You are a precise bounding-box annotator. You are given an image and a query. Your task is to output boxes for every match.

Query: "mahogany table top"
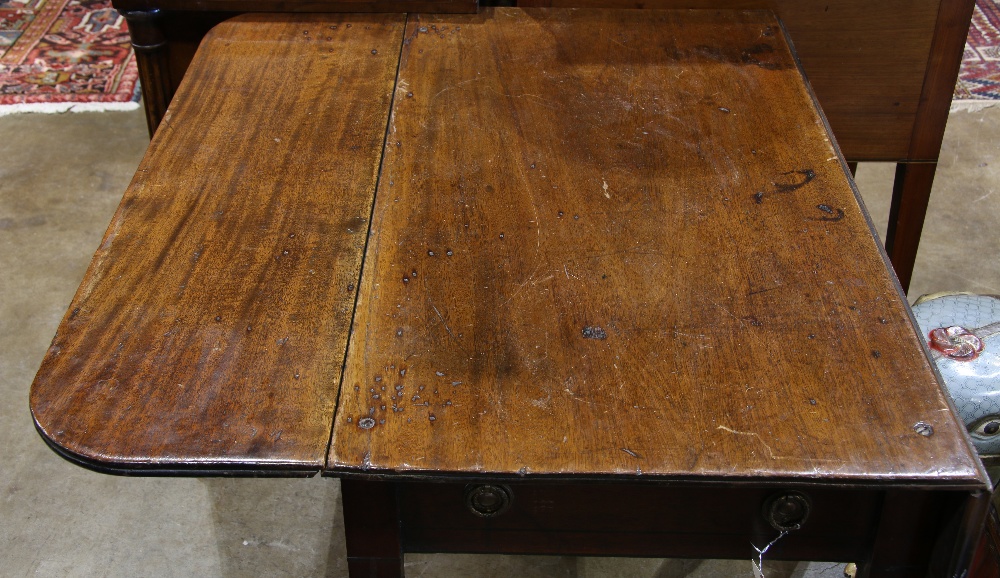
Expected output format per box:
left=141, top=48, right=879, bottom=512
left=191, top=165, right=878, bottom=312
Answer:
left=30, top=9, right=989, bottom=490
left=30, top=13, right=406, bottom=474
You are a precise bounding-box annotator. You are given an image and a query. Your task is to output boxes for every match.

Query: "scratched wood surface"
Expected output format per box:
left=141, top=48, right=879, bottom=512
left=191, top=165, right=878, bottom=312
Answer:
left=29, top=14, right=404, bottom=472
left=517, top=0, right=944, bottom=162
left=329, top=8, right=984, bottom=484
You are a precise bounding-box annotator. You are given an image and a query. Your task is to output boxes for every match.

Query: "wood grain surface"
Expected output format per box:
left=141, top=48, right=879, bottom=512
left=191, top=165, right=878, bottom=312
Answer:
left=518, top=0, right=943, bottom=162
left=30, top=14, right=404, bottom=472
left=329, top=8, right=985, bottom=485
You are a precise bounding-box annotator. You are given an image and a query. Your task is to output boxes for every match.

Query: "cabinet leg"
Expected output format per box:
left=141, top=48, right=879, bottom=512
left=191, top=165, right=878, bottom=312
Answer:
left=341, top=479, right=404, bottom=578
left=885, top=162, right=938, bottom=293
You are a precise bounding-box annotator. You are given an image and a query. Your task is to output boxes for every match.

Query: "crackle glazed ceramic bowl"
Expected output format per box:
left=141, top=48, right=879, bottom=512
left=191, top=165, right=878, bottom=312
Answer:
left=912, top=293, right=1000, bottom=455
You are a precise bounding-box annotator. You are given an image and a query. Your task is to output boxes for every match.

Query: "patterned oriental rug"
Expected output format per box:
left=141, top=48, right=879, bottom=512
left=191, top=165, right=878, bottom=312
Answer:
left=0, top=0, right=138, bottom=115
left=0, top=0, right=997, bottom=115
left=956, top=0, right=1000, bottom=109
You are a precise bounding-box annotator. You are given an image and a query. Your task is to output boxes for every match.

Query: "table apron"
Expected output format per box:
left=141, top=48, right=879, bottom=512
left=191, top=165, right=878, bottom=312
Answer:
left=387, top=481, right=973, bottom=567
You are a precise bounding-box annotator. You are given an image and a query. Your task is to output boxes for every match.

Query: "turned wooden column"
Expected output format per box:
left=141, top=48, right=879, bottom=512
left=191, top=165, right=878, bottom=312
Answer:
left=122, top=9, right=173, bottom=137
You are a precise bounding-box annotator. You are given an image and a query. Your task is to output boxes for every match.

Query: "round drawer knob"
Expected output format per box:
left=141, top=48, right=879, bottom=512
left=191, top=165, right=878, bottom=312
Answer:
left=464, top=484, right=513, bottom=518
left=763, top=491, right=811, bottom=531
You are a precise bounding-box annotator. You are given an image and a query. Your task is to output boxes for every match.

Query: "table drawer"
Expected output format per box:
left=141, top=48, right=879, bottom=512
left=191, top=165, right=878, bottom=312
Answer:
left=398, top=481, right=881, bottom=561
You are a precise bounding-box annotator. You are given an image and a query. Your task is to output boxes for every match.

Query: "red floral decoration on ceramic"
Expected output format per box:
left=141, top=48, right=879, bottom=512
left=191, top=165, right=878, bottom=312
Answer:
left=928, top=326, right=985, bottom=361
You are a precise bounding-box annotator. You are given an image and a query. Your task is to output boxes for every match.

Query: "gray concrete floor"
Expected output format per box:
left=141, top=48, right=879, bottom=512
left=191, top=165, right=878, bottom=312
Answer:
left=1, top=105, right=998, bottom=577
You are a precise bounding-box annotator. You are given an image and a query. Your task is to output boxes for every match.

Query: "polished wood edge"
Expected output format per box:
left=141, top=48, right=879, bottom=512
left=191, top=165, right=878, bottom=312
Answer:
left=35, top=420, right=319, bottom=477
left=878, top=164, right=992, bottom=485
left=781, top=16, right=989, bottom=489
left=321, top=467, right=991, bottom=490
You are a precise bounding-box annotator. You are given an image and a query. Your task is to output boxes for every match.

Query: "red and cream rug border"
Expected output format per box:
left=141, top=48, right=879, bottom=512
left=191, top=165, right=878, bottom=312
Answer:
left=0, top=0, right=139, bottom=115
left=953, top=0, right=1000, bottom=110
left=1, top=0, right=999, bottom=115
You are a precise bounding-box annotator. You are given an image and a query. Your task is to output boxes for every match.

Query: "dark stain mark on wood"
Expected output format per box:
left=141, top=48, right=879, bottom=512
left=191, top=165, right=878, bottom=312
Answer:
left=748, top=285, right=779, bottom=297
left=691, top=42, right=789, bottom=71
left=812, top=204, right=846, bottom=222
left=773, top=169, right=816, bottom=193
left=741, top=43, right=782, bottom=70
left=344, top=215, right=367, bottom=233
left=582, top=326, right=607, bottom=340
left=753, top=169, right=817, bottom=204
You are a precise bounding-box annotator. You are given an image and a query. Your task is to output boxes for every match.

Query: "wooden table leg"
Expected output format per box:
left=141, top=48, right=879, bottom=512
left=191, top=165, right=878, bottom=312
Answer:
left=122, top=9, right=174, bottom=138
left=883, top=0, right=977, bottom=294
left=885, top=162, right=939, bottom=293
left=947, top=491, right=993, bottom=578
left=341, top=479, right=404, bottom=578
left=970, top=504, right=1000, bottom=578
left=859, top=489, right=988, bottom=578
